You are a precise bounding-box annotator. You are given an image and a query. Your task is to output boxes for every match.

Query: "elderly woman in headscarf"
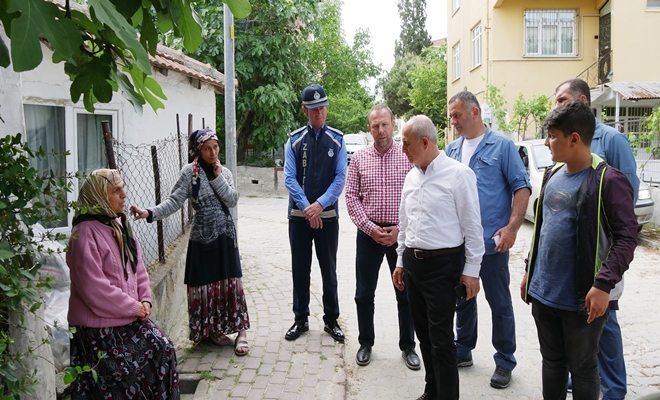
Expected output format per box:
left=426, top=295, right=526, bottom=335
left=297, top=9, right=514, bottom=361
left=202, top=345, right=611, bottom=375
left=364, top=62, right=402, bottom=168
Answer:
left=130, top=128, right=250, bottom=356
left=67, top=169, right=179, bottom=398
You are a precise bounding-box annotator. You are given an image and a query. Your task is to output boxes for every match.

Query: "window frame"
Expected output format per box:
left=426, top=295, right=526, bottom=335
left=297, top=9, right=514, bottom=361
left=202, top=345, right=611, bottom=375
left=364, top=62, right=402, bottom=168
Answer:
left=22, top=103, right=120, bottom=231
left=523, top=9, right=578, bottom=58
left=452, top=0, right=460, bottom=15
left=452, top=42, right=461, bottom=81
left=471, top=23, right=482, bottom=69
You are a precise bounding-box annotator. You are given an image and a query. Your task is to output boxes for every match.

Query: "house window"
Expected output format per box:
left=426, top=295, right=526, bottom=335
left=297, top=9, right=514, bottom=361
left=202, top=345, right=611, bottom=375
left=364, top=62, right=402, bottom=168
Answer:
left=648, top=0, right=660, bottom=8
left=452, top=42, right=461, bottom=80
left=452, top=0, right=460, bottom=14
left=77, top=113, right=110, bottom=173
left=23, top=104, right=118, bottom=229
left=23, top=104, right=67, bottom=228
left=471, top=24, right=482, bottom=68
left=524, top=9, right=577, bottom=57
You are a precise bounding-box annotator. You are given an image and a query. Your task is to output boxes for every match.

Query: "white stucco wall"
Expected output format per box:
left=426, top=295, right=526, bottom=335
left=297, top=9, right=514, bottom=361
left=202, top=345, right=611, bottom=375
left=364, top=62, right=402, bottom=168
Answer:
left=8, top=43, right=217, bottom=145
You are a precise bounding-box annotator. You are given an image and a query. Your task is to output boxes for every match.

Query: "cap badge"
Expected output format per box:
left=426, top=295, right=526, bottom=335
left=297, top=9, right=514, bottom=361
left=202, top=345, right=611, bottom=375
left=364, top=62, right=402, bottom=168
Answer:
left=314, top=91, right=321, bottom=100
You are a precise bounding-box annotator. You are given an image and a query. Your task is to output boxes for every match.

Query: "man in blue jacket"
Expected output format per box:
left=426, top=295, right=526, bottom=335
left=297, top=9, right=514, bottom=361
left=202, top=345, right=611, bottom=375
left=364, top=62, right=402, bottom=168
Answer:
left=283, top=84, right=347, bottom=343
left=446, top=91, right=531, bottom=389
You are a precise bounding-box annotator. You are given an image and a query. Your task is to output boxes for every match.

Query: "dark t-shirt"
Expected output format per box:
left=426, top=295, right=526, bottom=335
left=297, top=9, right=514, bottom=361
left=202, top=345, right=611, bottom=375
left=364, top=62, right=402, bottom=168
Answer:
left=529, top=165, right=589, bottom=311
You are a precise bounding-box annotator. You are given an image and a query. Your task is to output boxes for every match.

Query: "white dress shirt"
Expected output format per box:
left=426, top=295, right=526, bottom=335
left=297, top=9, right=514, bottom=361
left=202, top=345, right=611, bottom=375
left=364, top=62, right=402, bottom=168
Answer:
left=396, top=151, right=485, bottom=277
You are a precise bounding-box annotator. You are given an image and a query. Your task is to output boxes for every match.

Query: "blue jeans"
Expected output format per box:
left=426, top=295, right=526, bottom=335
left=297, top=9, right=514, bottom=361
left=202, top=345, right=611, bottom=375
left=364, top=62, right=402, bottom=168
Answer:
left=531, top=299, right=606, bottom=400
left=354, top=230, right=415, bottom=350
left=289, top=219, right=339, bottom=324
left=599, top=311, right=626, bottom=400
left=455, top=252, right=517, bottom=370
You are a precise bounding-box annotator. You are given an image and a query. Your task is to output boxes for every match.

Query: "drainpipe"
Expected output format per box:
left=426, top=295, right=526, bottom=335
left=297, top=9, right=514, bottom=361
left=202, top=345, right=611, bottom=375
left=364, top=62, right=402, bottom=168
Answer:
left=614, top=91, right=621, bottom=131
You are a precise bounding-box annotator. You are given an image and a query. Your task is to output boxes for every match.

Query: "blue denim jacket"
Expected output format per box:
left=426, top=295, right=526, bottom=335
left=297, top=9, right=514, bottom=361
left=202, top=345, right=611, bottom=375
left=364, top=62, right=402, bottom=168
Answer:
left=591, top=121, right=640, bottom=203
left=446, top=129, right=531, bottom=254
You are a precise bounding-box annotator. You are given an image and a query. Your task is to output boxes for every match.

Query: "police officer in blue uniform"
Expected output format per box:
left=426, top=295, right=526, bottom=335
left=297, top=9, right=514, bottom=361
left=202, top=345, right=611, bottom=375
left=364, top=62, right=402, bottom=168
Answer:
left=283, top=84, right=347, bottom=342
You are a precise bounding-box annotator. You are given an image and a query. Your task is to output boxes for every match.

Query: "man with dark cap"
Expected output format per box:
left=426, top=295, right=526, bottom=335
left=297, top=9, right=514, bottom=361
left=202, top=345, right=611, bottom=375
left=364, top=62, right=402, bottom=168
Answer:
left=283, top=84, right=347, bottom=343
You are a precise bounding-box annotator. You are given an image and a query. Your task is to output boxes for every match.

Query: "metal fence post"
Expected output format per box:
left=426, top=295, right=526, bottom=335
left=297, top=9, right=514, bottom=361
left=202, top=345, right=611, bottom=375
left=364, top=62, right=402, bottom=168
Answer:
left=176, top=114, right=184, bottom=232
left=151, top=145, right=165, bottom=264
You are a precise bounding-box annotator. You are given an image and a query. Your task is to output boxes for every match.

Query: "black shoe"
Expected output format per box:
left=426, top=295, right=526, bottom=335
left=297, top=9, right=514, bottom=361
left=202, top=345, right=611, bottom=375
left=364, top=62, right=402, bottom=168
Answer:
left=356, top=345, right=371, bottom=366
left=284, top=320, right=309, bottom=341
left=323, top=321, right=345, bottom=343
left=402, top=348, right=421, bottom=370
left=490, top=366, right=512, bottom=389
left=457, top=355, right=473, bottom=367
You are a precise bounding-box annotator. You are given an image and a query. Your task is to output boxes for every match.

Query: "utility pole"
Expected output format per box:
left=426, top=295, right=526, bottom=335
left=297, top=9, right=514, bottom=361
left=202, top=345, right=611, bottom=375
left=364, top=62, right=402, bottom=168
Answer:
left=224, top=4, right=238, bottom=219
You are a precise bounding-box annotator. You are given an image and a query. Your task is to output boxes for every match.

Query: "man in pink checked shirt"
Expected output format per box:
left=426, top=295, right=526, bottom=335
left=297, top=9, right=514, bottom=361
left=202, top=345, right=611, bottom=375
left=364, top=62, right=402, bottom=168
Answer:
left=345, top=104, right=420, bottom=370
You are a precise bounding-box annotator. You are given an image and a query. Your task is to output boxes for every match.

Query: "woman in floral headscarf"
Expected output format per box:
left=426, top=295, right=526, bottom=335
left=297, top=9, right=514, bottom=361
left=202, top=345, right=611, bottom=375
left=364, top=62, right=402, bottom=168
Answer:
left=67, top=169, right=179, bottom=398
left=130, top=129, right=250, bottom=355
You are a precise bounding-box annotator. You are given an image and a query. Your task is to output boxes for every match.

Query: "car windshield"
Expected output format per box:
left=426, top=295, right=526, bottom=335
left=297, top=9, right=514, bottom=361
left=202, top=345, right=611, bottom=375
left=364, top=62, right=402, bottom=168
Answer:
left=345, top=135, right=368, bottom=145
left=533, top=144, right=554, bottom=170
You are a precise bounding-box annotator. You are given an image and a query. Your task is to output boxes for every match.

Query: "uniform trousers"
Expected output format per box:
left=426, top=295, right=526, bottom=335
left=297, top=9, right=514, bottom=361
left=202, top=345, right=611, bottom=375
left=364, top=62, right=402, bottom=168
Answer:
left=289, top=218, right=339, bottom=324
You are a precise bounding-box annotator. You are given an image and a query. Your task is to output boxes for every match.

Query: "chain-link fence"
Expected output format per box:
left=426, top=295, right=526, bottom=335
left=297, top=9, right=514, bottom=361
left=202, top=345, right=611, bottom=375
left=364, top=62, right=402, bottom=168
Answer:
left=112, top=134, right=191, bottom=266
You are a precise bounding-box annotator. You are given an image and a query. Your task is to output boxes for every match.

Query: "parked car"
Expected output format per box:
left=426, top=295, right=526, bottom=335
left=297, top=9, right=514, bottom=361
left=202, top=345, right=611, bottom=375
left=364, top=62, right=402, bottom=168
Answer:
left=344, top=133, right=369, bottom=164
left=515, top=139, right=654, bottom=225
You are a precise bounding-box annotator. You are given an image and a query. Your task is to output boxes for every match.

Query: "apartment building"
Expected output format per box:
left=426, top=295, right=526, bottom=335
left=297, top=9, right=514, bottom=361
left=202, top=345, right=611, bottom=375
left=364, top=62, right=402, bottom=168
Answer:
left=446, top=0, right=660, bottom=139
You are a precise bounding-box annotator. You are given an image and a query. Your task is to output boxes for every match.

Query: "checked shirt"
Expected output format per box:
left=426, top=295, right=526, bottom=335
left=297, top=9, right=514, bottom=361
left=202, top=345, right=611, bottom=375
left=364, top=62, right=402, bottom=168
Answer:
left=345, top=142, right=412, bottom=236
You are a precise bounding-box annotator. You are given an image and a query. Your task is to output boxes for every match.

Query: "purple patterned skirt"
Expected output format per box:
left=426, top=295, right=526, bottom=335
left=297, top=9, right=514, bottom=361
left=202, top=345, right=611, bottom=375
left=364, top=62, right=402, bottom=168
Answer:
left=70, top=319, right=179, bottom=399
left=187, top=278, right=250, bottom=344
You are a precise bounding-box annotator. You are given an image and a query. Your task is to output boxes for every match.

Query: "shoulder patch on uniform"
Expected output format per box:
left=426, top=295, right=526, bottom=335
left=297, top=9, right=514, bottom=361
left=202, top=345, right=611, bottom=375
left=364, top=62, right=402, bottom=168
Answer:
left=289, top=126, right=307, bottom=137
left=326, top=126, right=344, bottom=137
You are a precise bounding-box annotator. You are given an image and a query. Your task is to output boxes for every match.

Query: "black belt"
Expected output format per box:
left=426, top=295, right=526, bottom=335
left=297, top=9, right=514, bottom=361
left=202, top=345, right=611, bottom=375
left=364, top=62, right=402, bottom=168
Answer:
left=405, top=244, right=464, bottom=260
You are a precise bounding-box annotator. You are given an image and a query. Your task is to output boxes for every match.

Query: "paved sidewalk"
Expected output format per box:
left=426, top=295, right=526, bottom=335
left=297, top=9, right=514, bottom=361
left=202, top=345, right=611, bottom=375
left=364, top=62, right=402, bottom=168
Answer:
left=178, top=194, right=660, bottom=399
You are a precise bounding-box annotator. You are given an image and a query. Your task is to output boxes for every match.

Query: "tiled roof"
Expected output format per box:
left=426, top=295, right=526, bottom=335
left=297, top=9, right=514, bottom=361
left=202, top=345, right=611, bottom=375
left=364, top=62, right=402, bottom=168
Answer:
left=153, top=45, right=226, bottom=92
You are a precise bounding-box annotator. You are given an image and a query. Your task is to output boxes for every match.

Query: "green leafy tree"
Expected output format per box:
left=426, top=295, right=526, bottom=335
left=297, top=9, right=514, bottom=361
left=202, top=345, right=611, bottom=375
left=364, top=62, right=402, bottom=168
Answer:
left=0, top=0, right=251, bottom=113
left=306, top=0, right=380, bottom=134
left=0, top=135, right=74, bottom=397
left=381, top=54, right=423, bottom=117
left=509, top=94, right=551, bottom=140
left=394, top=0, right=432, bottom=58
left=485, top=84, right=509, bottom=131
left=408, top=46, right=447, bottom=130
left=191, top=0, right=319, bottom=161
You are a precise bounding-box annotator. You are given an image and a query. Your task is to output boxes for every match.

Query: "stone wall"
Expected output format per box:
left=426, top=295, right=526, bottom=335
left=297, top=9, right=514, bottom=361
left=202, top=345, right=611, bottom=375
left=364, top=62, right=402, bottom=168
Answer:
left=235, top=166, right=288, bottom=198
left=147, top=228, right=191, bottom=348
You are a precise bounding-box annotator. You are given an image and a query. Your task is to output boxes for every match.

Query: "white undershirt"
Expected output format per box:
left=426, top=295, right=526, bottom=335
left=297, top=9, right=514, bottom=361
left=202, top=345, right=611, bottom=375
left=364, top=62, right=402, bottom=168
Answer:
left=460, top=134, right=485, bottom=165
left=396, top=151, right=485, bottom=277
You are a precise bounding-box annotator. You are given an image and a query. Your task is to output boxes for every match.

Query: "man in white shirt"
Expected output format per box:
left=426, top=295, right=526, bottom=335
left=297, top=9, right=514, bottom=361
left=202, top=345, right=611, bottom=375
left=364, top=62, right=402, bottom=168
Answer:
left=393, top=115, right=485, bottom=400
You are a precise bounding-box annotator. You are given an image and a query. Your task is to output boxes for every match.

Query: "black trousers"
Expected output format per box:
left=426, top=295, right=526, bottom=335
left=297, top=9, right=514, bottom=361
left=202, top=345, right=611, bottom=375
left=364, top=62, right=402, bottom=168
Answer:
left=531, top=298, right=607, bottom=400
left=354, top=230, right=415, bottom=350
left=404, top=248, right=464, bottom=400
left=289, top=218, right=339, bottom=324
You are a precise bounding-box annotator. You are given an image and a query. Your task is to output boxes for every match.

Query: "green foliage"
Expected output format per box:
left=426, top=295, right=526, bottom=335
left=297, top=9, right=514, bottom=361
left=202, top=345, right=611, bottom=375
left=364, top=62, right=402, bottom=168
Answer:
left=509, top=94, right=551, bottom=140
left=306, top=1, right=380, bottom=134
left=381, top=54, right=423, bottom=117
left=485, top=85, right=508, bottom=131
left=190, top=0, right=379, bottom=159
left=395, top=0, right=432, bottom=58
left=190, top=0, right=319, bottom=160
left=0, top=0, right=251, bottom=113
left=484, top=85, right=551, bottom=140
left=408, top=46, right=448, bottom=130
left=0, top=133, right=73, bottom=398
left=63, top=350, right=106, bottom=385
